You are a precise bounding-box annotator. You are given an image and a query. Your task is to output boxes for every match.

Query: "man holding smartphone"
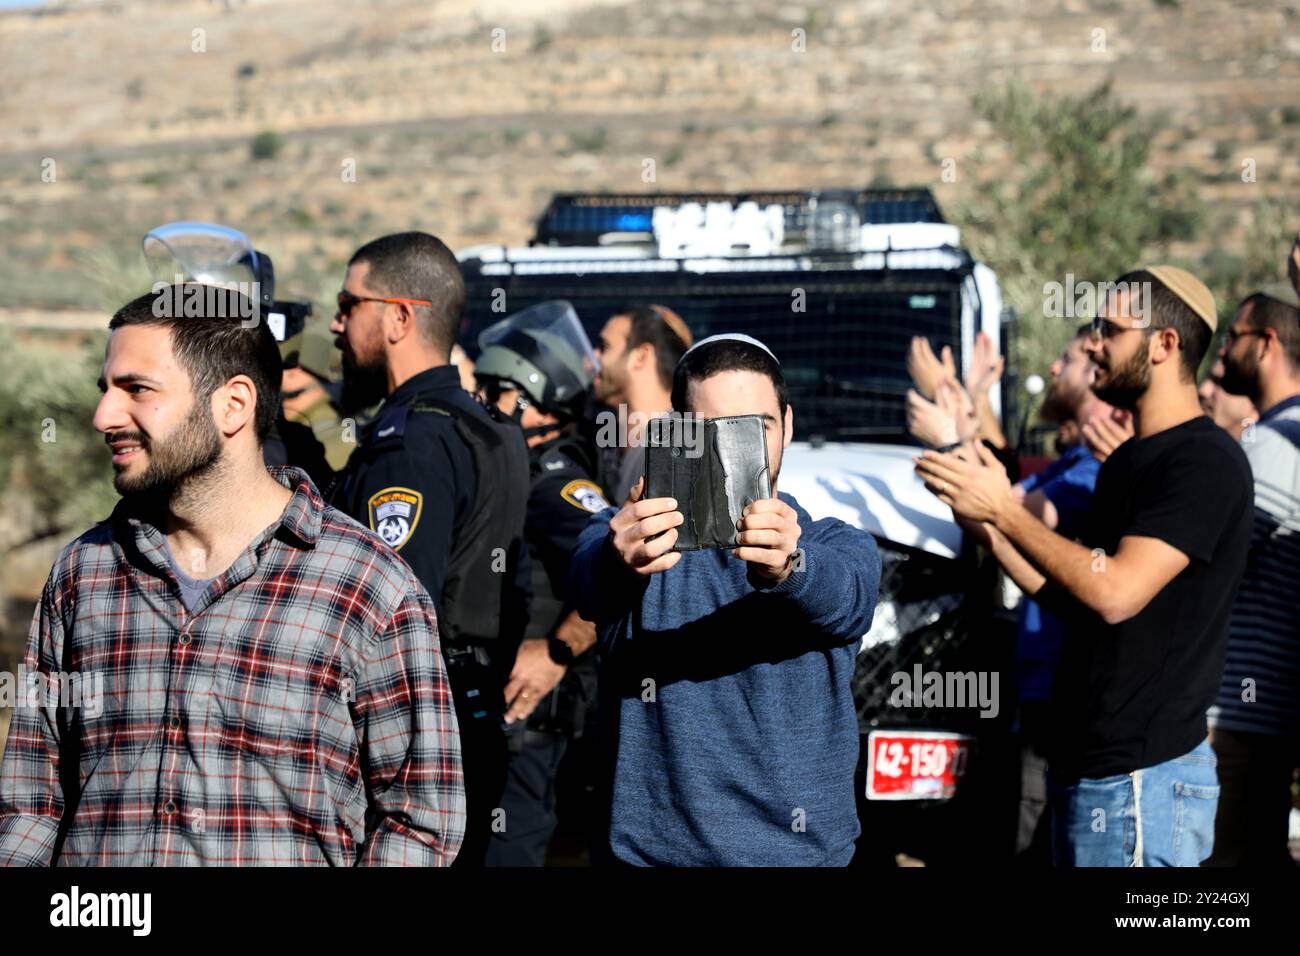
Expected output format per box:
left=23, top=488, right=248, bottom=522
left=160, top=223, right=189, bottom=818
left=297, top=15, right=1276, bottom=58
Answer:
left=569, top=334, right=881, bottom=866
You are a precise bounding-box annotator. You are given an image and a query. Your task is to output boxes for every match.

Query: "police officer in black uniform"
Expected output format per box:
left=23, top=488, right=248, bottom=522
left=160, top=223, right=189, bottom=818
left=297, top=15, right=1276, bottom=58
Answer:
left=327, top=232, right=530, bottom=867
left=474, top=301, right=610, bottom=867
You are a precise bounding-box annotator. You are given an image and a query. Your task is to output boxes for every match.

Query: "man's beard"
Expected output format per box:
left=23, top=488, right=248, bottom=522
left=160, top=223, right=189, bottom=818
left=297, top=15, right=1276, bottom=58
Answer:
left=1054, top=419, right=1082, bottom=455
left=592, top=357, right=627, bottom=405
left=1219, top=347, right=1258, bottom=398
left=340, top=349, right=389, bottom=414
left=110, top=399, right=223, bottom=498
left=1091, top=343, right=1151, bottom=411
left=1039, top=379, right=1081, bottom=425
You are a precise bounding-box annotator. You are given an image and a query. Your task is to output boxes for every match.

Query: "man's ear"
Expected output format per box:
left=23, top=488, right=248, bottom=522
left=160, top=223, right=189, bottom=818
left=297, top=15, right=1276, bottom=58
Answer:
left=1259, top=327, right=1279, bottom=362
left=214, top=375, right=258, bottom=438
left=629, top=341, right=654, bottom=372
left=782, top=404, right=794, bottom=450
left=383, top=302, right=419, bottom=345
left=1148, top=327, right=1177, bottom=367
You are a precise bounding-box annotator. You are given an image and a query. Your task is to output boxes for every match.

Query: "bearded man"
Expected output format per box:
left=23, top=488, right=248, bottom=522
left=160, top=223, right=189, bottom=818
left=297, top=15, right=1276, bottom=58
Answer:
left=916, top=267, right=1253, bottom=867
left=0, top=284, right=464, bottom=866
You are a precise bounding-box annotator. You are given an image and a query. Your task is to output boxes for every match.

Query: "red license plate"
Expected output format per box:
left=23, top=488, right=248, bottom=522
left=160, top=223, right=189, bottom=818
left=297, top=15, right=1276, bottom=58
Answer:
left=865, top=730, right=975, bottom=800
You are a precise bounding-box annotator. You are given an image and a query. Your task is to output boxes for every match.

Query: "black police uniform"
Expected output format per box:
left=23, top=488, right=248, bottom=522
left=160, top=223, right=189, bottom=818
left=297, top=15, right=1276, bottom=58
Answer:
left=484, top=433, right=609, bottom=867
left=331, top=367, right=478, bottom=598
left=329, top=364, right=530, bottom=867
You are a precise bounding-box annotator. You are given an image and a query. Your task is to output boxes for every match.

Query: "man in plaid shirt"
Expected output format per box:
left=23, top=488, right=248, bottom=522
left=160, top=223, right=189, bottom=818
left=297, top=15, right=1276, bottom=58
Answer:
left=0, top=285, right=465, bottom=866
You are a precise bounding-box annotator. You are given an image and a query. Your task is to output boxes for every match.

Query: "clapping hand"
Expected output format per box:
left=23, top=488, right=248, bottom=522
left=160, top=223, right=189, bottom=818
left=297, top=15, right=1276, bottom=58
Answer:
left=1081, top=408, right=1135, bottom=464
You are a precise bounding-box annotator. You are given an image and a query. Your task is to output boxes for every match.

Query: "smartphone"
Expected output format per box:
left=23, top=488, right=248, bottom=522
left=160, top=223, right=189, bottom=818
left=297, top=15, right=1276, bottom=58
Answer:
left=643, top=414, right=771, bottom=551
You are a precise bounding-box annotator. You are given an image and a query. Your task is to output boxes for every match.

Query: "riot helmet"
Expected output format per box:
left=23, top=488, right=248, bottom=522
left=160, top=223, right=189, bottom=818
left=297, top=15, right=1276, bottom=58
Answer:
left=475, top=300, right=599, bottom=418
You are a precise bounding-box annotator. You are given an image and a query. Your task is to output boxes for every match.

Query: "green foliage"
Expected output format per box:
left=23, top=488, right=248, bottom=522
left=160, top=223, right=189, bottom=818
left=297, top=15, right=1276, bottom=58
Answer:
left=286, top=206, right=316, bottom=229
left=138, top=169, right=173, bottom=187
left=463, top=214, right=500, bottom=237
left=250, top=129, right=285, bottom=162
left=0, top=330, right=118, bottom=546
left=566, top=127, right=609, bottom=154
left=1202, top=196, right=1296, bottom=333
left=72, top=244, right=156, bottom=313
left=955, top=79, right=1200, bottom=377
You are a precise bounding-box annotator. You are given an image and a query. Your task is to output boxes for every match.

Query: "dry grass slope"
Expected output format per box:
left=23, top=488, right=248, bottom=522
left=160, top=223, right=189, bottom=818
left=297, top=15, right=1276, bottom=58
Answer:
left=0, top=0, right=1296, bottom=318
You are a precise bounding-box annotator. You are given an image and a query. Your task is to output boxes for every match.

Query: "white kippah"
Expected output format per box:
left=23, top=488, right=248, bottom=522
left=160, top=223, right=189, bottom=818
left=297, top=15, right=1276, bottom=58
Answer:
left=682, top=333, right=780, bottom=364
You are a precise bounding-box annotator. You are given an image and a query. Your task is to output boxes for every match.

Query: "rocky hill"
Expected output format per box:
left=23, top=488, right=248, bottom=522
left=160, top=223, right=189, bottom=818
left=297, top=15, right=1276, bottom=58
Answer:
left=1, top=0, right=1297, bottom=317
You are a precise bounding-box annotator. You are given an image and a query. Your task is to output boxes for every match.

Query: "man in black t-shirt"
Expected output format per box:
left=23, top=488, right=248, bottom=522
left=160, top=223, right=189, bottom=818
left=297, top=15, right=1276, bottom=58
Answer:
left=916, top=266, right=1252, bottom=867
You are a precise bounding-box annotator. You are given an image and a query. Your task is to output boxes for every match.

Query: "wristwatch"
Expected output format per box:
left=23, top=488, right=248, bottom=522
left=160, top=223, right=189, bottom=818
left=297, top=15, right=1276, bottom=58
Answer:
left=546, top=631, right=576, bottom=666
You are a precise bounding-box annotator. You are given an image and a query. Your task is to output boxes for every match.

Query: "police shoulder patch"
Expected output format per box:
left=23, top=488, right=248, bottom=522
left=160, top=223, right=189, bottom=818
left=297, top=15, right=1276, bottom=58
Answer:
left=560, top=479, right=610, bottom=514
left=367, top=487, right=423, bottom=551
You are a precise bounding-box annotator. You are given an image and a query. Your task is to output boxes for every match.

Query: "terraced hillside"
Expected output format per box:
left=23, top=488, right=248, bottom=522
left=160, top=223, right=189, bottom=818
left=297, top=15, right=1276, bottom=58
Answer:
left=1, top=0, right=1297, bottom=318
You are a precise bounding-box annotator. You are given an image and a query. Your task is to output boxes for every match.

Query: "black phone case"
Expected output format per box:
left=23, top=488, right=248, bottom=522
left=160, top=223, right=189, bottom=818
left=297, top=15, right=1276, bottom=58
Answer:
left=643, top=414, right=772, bottom=551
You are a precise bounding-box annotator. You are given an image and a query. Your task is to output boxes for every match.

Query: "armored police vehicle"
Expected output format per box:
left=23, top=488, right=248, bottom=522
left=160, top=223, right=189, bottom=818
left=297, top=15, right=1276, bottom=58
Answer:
left=457, top=189, right=1021, bottom=865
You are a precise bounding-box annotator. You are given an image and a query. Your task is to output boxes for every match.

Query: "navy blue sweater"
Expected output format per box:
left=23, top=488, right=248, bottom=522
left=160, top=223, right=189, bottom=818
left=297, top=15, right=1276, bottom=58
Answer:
left=569, top=493, right=881, bottom=866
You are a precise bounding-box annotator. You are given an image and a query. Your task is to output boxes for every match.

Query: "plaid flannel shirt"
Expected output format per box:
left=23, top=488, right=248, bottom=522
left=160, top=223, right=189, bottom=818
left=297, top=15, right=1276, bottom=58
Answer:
left=0, top=467, right=465, bottom=866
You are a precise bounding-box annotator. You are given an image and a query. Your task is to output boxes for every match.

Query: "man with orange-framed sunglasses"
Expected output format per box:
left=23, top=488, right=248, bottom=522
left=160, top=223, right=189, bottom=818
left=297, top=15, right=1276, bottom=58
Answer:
left=329, top=231, right=531, bottom=868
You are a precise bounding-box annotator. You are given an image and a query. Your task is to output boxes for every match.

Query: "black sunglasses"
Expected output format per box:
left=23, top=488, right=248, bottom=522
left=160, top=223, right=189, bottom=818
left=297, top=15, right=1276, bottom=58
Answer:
left=1087, top=316, right=1149, bottom=340
left=336, top=290, right=433, bottom=318
left=1224, top=327, right=1268, bottom=347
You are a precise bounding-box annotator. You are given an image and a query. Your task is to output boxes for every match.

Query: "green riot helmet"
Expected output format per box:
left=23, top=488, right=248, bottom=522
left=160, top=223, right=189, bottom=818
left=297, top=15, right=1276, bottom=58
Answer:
left=475, top=300, right=599, bottom=416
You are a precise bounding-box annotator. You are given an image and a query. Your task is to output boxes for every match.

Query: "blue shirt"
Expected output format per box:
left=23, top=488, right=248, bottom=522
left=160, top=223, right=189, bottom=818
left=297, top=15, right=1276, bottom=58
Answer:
left=1016, top=443, right=1101, bottom=704
left=569, top=493, right=881, bottom=866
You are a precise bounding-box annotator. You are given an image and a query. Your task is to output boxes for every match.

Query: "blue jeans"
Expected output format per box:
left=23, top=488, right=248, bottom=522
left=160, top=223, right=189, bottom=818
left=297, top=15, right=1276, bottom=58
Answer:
left=1048, top=738, right=1219, bottom=867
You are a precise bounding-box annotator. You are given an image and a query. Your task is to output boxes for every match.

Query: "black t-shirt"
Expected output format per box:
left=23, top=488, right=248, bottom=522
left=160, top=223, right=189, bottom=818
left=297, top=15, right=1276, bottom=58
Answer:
left=1049, top=415, right=1253, bottom=780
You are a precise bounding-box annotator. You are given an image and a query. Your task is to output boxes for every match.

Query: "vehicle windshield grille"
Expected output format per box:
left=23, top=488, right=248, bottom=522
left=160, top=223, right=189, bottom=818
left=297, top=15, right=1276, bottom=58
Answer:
left=462, top=271, right=965, bottom=443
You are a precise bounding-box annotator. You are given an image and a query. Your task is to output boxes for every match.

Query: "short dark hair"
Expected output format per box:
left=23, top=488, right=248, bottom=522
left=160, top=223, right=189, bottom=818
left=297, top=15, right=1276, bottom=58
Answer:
left=349, top=231, right=465, bottom=357
left=109, top=284, right=282, bottom=442
left=618, top=305, right=692, bottom=391
left=1115, top=269, right=1212, bottom=381
left=671, top=338, right=788, bottom=417
left=1240, top=293, right=1300, bottom=369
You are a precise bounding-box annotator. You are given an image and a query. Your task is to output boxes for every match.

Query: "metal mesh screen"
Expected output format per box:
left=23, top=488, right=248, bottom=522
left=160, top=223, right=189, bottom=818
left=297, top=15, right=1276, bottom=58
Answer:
left=461, top=266, right=966, bottom=443
left=854, top=539, right=997, bottom=735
